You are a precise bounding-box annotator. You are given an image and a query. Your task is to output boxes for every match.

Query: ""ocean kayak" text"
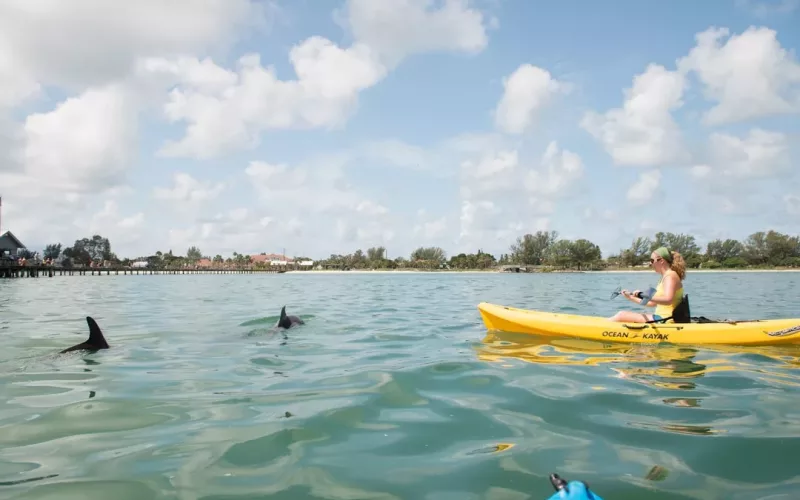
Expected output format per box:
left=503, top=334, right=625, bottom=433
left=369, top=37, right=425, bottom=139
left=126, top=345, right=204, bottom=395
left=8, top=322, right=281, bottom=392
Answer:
left=602, top=331, right=670, bottom=341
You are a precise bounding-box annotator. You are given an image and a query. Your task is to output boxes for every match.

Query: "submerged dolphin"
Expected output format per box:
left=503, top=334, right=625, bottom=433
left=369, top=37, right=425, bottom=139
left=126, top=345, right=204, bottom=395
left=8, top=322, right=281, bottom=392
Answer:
left=276, top=306, right=304, bottom=329
left=60, top=316, right=110, bottom=353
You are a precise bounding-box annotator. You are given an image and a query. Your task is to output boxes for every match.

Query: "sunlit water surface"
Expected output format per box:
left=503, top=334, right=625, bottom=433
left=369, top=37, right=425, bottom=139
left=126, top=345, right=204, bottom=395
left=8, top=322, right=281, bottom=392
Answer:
left=1, top=271, right=800, bottom=499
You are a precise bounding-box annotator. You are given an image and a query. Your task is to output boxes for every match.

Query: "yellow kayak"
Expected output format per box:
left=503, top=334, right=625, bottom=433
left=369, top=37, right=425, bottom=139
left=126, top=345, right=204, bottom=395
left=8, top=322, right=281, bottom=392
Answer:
left=477, top=302, right=800, bottom=346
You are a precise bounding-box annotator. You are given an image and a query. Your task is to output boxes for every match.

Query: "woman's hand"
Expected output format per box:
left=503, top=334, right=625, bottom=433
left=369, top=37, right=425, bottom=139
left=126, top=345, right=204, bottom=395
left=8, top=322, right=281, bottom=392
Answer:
left=621, top=289, right=642, bottom=304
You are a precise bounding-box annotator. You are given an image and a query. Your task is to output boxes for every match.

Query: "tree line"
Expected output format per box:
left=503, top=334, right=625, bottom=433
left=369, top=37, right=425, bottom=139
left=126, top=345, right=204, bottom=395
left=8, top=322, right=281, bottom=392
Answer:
left=28, top=229, right=800, bottom=271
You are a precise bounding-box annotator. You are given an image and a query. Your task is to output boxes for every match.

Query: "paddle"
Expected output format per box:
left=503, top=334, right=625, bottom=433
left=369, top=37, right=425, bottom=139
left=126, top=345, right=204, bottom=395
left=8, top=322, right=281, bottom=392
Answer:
left=610, top=286, right=656, bottom=305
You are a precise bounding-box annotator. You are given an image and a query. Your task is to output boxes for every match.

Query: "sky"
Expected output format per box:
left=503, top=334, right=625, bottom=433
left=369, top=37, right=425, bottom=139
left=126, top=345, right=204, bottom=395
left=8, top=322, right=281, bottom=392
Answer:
left=0, top=0, right=799, bottom=261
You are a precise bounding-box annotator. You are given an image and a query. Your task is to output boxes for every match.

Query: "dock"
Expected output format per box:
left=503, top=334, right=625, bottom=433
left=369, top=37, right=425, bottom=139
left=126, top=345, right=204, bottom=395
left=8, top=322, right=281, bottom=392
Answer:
left=0, top=264, right=288, bottom=279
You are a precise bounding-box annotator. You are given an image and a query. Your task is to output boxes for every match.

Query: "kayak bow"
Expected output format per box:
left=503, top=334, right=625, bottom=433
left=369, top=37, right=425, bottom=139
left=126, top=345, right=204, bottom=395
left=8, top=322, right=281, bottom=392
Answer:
left=477, top=302, right=800, bottom=346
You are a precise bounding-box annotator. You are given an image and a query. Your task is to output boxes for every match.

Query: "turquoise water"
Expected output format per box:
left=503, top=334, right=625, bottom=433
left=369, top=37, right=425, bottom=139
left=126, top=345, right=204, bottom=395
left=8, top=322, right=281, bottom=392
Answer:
left=1, top=271, right=800, bottom=499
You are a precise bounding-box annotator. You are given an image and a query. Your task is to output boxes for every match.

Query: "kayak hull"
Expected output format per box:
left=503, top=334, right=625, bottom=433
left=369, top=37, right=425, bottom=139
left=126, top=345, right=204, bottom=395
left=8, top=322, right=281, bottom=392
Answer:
left=477, top=302, right=800, bottom=346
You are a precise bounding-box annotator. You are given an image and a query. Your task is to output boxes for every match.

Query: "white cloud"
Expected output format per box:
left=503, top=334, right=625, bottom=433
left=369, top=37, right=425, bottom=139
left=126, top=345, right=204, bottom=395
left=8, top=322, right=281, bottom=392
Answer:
left=686, top=128, right=791, bottom=217
left=452, top=139, right=584, bottom=252
left=0, top=115, right=24, bottom=173
left=626, top=170, right=662, bottom=206
left=168, top=208, right=272, bottom=256
left=0, top=0, right=266, bottom=100
left=356, top=200, right=389, bottom=217
left=359, top=139, right=437, bottom=172
left=690, top=164, right=712, bottom=179
left=150, top=0, right=494, bottom=160
left=494, top=64, right=566, bottom=134
left=736, top=0, right=800, bottom=17
left=460, top=149, right=520, bottom=198
left=335, top=218, right=396, bottom=249
left=155, top=40, right=388, bottom=159
left=340, top=0, right=489, bottom=68
left=89, top=200, right=144, bottom=232
left=245, top=161, right=310, bottom=193
left=153, top=172, right=226, bottom=207
left=677, top=26, right=800, bottom=125
left=241, top=156, right=396, bottom=253
left=69, top=199, right=148, bottom=257
left=0, top=48, right=40, bottom=108
left=413, top=216, right=448, bottom=240
left=581, top=63, right=688, bottom=167
left=785, top=194, right=800, bottom=216
left=458, top=199, right=503, bottom=242
left=525, top=141, right=584, bottom=199
left=706, top=128, right=790, bottom=179
left=23, top=83, right=139, bottom=193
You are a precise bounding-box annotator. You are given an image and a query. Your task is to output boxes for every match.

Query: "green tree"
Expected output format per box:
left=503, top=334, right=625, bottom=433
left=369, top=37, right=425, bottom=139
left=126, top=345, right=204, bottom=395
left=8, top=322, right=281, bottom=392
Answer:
left=43, top=243, right=62, bottom=260
left=366, top=246, right=386, bottom=262
left=187, top=246, right=203, bottom=261
left=544, top=240, right=573, bottom=268
left=764, top=230, right=800, bottom=266
left=705, top=239, right=743, bottom=262
left=569, top=239, right=602, bottom=270
left=742, top=232, right=768, bottom=265
left=410, top=246, right=446, bottom=268
left=509, top=230, right=558, bottom=265
left=63, top=235, right=113, bottom=265
left=650, top=232, right=700, bottom=256
left=620, top=236, right=651, bottom=267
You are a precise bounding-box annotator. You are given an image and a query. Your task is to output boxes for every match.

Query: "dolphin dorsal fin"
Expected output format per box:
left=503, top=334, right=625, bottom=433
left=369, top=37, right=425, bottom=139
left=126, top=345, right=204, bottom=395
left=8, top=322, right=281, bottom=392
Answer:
left=86, top=316, right=109, bottom=349
left=277, top=306, right=290, bottom=329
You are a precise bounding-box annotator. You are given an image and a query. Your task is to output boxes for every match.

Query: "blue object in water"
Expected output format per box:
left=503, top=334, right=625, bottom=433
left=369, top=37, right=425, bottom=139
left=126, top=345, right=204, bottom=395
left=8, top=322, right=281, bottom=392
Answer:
left=546, top=473, right=604, bottom=500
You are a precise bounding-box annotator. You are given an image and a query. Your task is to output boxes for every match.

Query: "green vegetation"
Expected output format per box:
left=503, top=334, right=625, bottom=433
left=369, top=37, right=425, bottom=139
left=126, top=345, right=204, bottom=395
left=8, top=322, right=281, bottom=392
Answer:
left=19, top=229, right=800, bottom=272
left=316, top=230, right=800, bottom=271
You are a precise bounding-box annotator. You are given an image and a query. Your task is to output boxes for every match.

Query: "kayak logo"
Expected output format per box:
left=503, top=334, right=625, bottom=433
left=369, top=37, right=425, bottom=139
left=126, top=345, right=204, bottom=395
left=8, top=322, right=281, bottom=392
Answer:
left=602, top=331, right=630, bottom=338
left=765, top=325, right=800, bottom=337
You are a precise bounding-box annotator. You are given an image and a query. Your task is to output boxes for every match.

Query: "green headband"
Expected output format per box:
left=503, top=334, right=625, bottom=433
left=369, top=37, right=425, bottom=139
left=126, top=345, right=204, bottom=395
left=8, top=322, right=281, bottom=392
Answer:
left=655, top=246, right=673, bottom=263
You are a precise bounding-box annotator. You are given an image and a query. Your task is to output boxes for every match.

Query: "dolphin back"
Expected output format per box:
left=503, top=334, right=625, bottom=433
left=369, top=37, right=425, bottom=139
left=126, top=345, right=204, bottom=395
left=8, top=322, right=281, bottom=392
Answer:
left=277, top=306, right=303, bottom=329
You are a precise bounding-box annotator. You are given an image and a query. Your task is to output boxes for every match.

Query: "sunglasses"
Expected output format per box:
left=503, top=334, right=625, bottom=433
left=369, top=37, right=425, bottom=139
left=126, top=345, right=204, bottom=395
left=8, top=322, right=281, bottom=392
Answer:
left=650, top=257, right=662, bottom=263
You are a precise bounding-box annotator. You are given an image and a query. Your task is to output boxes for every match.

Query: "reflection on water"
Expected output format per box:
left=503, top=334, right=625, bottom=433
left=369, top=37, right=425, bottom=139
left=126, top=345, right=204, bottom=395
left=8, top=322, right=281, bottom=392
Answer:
left=2, top=272, right=800, bottom=499
left=476, top=330, right=800, bottom=390
left=475, top=330, right=800, bottom=438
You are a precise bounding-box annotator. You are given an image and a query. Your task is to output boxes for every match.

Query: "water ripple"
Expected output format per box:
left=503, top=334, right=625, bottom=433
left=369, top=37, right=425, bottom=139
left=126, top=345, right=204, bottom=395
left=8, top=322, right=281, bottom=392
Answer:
left=1, top=272, right=800, bottom=498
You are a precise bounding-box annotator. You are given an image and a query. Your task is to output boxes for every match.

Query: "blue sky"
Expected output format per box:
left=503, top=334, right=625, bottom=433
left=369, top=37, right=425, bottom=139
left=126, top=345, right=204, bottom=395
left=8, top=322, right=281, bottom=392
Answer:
left=0, top=0, right=798, bottom=260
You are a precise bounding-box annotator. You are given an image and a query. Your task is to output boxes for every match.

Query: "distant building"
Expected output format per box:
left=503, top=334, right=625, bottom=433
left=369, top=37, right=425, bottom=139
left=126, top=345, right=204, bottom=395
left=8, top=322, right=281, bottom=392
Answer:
left=249, top=254, right=269, bottom=265
left=0, top=231, right=26, bottom=256
left=131, top=261, right=148, bottom=268
left=196, top=258, right=212, bottom=268
left=250, top=253, right=295, bottom=266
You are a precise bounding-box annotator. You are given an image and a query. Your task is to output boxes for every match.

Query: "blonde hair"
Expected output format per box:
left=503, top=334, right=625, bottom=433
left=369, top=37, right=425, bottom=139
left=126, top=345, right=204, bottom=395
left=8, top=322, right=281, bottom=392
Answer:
left=654, top=246, right=686, bottom=280
left=669, top=251, right=686, bottom=280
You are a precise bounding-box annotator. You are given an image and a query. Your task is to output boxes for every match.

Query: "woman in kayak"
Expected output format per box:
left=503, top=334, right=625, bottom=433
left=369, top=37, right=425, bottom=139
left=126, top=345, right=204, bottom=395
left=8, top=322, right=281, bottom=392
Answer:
left=609, top=246, right=686, bottom=323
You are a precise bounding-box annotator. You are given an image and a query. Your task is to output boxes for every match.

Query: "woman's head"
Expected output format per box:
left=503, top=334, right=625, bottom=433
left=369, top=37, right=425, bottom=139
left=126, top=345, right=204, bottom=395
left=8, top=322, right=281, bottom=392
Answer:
left=650, top=246, right=686, bottom=280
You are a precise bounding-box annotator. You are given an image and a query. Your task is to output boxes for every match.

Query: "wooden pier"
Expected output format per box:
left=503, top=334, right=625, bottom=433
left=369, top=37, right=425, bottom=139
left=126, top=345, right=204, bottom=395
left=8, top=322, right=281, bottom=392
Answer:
left=0, top=264, right=287, bottom=279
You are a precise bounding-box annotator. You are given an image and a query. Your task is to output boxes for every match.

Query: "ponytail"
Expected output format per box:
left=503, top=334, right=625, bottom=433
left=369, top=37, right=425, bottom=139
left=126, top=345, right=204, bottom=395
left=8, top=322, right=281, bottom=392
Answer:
left=670, top=251, right=686, bottom=280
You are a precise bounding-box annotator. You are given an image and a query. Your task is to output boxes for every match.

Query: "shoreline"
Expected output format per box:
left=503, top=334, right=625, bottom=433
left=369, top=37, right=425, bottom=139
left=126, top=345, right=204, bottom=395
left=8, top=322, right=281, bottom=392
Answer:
left=298, top=268, right=800, bottom=274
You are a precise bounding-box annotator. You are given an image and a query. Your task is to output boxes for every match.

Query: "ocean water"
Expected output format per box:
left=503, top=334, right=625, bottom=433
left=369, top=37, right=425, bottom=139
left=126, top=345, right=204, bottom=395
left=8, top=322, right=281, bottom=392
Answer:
left=1, top=271, right=799, bottom=500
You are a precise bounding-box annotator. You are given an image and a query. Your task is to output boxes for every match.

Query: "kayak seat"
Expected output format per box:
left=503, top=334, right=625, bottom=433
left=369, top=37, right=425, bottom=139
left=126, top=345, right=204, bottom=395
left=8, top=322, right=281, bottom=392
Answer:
left=647, top=294, right=691, bottom=324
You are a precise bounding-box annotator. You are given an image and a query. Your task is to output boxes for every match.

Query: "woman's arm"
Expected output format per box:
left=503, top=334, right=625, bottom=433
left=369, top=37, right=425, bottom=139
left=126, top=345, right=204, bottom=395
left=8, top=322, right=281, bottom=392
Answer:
left=647, top=274, right=678, bottom=305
